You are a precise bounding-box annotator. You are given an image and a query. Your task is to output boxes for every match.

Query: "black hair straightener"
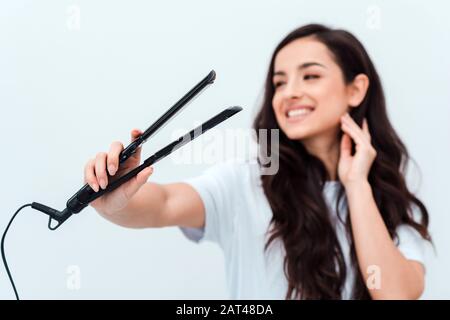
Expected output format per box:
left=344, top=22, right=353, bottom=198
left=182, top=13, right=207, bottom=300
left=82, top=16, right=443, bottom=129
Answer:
left=1, top=70, right=242, bottom=300
left=30, top=70, right=242, bottom=230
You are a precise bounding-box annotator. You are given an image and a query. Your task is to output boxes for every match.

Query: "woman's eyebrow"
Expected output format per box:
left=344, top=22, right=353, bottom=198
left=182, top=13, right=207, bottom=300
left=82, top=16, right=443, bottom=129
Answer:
left=274, top=62, right=326, bottom=76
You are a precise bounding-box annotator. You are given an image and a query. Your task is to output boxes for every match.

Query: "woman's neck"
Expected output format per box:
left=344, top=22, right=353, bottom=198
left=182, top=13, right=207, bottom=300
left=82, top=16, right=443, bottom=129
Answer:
left=300, top=131, right=340, bottom=181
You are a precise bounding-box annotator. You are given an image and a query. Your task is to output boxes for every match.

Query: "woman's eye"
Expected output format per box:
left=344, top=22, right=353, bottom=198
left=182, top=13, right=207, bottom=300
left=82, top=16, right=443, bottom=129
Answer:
left=304, top=74, right=320, bottom=80
left=274, top=82, right=285, bottom=88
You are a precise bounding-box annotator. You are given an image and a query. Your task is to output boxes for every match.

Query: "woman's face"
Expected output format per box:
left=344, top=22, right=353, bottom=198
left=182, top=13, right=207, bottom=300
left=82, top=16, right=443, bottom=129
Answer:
left=272, top=37, right=354, bottom=141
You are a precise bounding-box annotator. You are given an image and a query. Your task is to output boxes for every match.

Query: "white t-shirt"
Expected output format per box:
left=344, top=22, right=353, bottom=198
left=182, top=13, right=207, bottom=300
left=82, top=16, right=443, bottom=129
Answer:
left=180, top=160, right=429, bottom=299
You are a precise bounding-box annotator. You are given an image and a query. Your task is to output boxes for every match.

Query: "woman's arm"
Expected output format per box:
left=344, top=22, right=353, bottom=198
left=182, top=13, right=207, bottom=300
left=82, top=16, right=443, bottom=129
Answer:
left=345, top=180, right=425, bottom=299
left=97, top=182, right=205, bottom=230
left=338, top=113, right=424, bottom=299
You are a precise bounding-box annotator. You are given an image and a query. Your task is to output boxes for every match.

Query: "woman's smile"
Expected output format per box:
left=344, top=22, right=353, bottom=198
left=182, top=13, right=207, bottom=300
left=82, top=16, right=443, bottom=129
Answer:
left=285, top=105, right=316, bottom=124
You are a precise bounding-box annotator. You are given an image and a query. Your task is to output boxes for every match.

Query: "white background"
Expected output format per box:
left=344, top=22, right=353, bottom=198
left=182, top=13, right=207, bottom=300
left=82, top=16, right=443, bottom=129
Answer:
left=0, top=0, right=449, bottom=299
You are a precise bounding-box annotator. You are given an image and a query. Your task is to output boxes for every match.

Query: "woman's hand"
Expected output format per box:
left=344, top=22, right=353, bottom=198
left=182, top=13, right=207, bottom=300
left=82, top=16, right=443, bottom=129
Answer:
left=84, top=129, right=154, bottom=215
left=338, top=113, right=377, bottom=189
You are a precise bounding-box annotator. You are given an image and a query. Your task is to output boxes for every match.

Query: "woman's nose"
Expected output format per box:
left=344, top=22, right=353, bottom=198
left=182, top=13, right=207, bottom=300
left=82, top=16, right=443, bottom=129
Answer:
left=283, top=78, right=303, bottom=99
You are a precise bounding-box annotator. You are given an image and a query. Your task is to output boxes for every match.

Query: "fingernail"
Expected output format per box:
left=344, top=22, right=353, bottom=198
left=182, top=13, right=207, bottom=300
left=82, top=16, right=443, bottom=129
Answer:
left=92, top=184, right=99, bottom=192
left=99, top=179, right=106, bottom=189
left=108, top=165, right=116, bottom=175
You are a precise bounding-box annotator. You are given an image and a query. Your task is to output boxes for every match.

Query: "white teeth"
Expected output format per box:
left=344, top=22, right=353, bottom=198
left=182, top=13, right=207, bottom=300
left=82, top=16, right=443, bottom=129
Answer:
left=287, top=108, right=313, bottom=118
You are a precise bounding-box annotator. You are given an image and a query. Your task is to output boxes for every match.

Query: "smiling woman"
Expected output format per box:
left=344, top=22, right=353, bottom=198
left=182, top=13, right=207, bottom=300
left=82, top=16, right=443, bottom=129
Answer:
left=253, top=24, right=432, bottom=299
left=84, top=23, right=433, bottom=300
left=270, top=36, right=369, bottom=165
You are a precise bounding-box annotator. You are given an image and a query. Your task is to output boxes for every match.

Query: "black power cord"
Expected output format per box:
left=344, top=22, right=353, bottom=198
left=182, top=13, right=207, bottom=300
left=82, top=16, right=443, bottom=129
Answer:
left=1, top=202, right=64, bottom=300
left=1, top=203, right=32, bottom=300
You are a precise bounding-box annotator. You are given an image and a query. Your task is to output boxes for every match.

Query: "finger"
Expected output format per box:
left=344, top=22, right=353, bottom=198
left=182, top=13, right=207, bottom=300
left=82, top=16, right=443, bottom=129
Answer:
left=136, top=166, right=153, bottom=185
left=130, top=129, right=143, bottom=161
left=84, top=159, right=99, bottom=192
left=94, top=152, right=108, bottom=190
left=123, top=166, right=154, bottom=200
left=341, top=121, right=365, bottom=146
left=340, top=133, right=352, bottom=159
left=107, top=141, right=124, bottom=175
left=131, top=128, right=142, bottom=140
left=362, top=118, right=371, bottom=140
left=341, top=113, right=366, bottom=143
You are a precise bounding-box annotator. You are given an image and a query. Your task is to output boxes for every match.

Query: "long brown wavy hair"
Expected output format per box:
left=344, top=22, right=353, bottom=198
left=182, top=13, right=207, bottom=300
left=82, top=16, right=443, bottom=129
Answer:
left=253, top=24, right=431, bottom=299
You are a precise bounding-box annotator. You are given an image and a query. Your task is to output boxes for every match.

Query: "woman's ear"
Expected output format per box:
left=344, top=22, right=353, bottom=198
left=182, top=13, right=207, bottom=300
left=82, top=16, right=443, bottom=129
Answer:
left=347, top=74, right=370, bottom=108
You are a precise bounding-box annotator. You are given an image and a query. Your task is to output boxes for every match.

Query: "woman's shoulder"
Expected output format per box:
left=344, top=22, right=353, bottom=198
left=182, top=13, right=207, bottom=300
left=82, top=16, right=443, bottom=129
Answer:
left=206, top=158, right=261, bottom=176
left=199, top=158, right=263, bottom=191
